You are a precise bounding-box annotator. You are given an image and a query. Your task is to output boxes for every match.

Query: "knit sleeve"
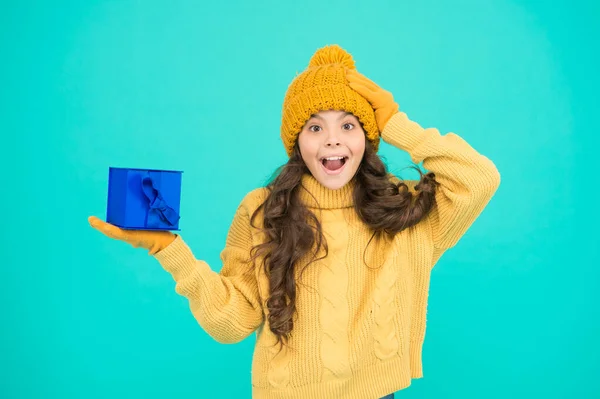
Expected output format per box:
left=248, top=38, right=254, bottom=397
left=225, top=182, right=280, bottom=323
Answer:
left=381, top=111, right=501, bottom=255
left=152, top=192, right=264, bottom=343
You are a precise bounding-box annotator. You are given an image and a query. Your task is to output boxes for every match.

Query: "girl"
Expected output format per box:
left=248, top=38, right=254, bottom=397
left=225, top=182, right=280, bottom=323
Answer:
left=89, top=44, right=501, bottom=399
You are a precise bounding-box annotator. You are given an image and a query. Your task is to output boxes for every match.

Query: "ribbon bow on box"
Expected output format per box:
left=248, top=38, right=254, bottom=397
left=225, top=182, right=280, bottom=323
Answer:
left=141, top=174, right=180, bottom=228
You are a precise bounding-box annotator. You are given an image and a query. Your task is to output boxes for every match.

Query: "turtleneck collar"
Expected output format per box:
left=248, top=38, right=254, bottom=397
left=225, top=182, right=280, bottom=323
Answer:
left=297, top=173, right=355, bottom=209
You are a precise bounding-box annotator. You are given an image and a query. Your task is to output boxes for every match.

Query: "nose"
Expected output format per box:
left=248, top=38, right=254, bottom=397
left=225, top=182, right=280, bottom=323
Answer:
left=325, top=129, right=341, bottom=147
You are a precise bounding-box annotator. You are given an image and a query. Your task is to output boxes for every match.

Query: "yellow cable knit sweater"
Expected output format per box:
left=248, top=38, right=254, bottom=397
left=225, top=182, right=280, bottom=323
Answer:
left=153, top=111, right=501, bottom=398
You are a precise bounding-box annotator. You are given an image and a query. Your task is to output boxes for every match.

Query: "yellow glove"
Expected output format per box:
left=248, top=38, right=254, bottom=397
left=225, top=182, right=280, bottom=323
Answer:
left=346, top=69, right=399, bottom=133
left=88, top=216, right=177, bottom=255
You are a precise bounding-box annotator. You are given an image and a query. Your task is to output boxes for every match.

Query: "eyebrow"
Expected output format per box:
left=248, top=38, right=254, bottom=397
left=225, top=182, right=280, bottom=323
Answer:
left=310, top=112, right=353, bottom=121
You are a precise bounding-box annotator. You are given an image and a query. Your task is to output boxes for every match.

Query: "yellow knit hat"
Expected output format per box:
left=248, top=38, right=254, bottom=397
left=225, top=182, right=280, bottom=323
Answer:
left=280, top=44, right=379, bottom=157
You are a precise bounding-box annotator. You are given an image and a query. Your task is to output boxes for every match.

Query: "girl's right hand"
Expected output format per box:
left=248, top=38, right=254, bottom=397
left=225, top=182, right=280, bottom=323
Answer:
left=88, top=216, right=177, bottom=255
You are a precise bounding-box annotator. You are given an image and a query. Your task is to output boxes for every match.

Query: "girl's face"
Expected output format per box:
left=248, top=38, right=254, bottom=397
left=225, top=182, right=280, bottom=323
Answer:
left=297, top=110, right=366, bottom=190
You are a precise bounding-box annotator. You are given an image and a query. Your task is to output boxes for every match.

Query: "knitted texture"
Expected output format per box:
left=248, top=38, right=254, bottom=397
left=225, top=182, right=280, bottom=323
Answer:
left=280, top=44, right=379, bottom=156
left=154, top=111, right=501, bottom=398
left=320, top=209, right=351, bottom=379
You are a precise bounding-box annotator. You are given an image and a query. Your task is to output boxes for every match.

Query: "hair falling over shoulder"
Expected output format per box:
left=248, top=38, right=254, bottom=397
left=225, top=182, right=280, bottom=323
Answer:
left=249, top=140, right=439, bottom=350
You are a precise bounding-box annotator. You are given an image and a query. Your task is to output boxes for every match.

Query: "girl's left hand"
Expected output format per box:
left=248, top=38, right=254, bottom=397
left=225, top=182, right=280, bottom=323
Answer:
left=346, top=69, right=399, bottom=133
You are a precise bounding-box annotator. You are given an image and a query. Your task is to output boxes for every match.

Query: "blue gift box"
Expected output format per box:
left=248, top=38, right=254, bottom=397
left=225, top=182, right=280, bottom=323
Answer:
left=106, top=167, right=183, bottom=231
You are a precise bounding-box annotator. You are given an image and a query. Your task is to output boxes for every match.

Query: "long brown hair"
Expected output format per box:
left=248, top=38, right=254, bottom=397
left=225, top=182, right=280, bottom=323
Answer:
left=249, top=138, right=439, bottom=349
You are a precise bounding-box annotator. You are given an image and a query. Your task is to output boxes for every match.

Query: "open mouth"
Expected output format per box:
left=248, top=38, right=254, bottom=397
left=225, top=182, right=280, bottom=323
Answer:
left=320, top=156, right=348, bottom=174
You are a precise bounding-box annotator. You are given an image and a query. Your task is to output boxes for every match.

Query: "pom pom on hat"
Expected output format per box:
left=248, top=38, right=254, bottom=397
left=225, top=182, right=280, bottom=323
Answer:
left=308, top=44, right=356, bottom=69
left=280, top=44, right=379, bottom=157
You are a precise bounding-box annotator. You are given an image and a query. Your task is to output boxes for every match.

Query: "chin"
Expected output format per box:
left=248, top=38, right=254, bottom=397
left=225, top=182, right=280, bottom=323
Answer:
left=318, top=177, right=351, bottom=190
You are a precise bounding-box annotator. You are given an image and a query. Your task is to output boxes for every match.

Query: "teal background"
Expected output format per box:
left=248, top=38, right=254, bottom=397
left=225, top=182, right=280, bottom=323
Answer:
left=2, top=0, right=598, bottom=397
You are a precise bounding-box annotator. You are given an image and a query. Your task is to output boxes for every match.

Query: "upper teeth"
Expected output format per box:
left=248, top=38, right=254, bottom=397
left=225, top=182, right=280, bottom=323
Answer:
left=324, top=156, right=345, bottom=160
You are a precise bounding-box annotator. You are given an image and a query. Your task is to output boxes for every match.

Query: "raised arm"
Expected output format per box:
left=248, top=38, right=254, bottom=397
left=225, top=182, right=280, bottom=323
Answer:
left=346, top=68, right=500, bottom=260
left=382, top=112, right=500, bottom=252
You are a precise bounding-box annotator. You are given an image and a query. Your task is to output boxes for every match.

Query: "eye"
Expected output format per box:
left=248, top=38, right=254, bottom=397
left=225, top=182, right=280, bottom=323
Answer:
left=342, top=122, right=355, bottom=131
left=309, top=125, right=322, bottom=132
